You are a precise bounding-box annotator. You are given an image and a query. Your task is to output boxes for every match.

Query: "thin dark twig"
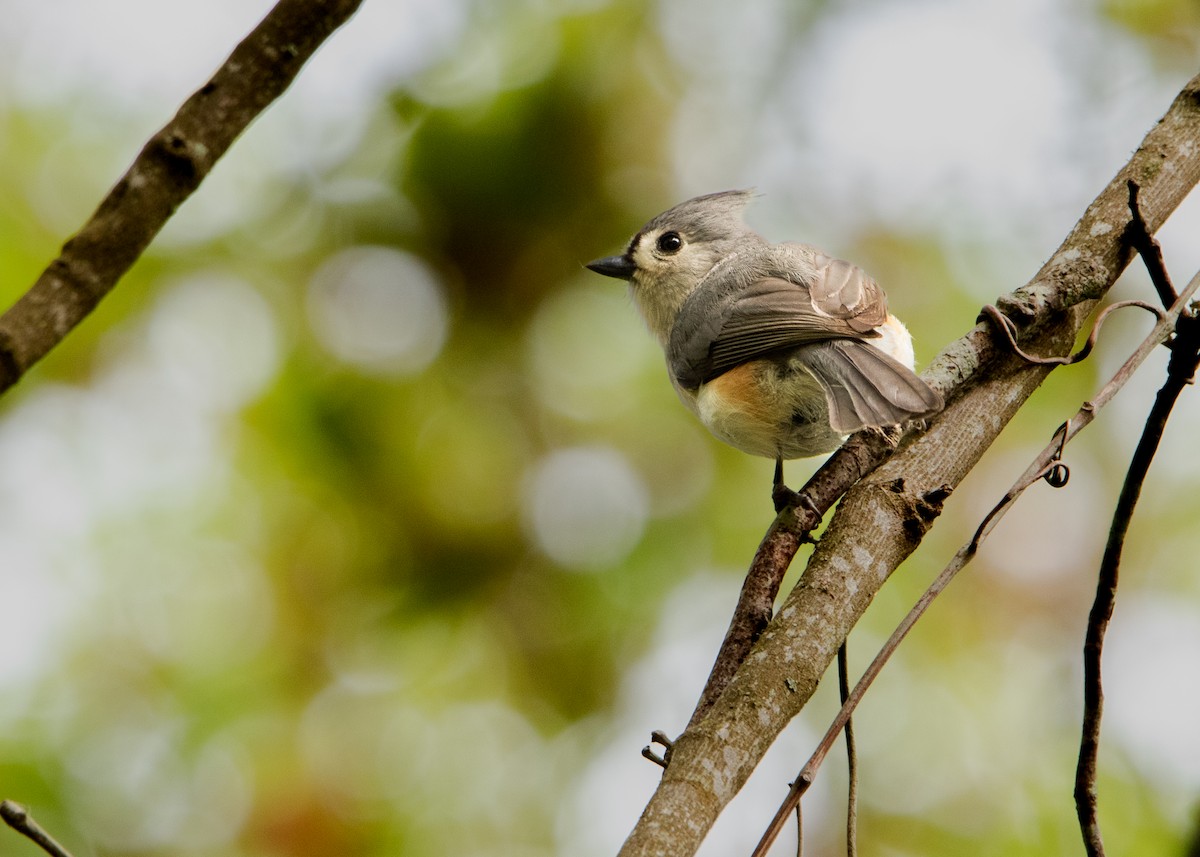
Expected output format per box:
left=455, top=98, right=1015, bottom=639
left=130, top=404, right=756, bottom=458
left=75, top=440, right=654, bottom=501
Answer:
left=751, top=270, right=1200, bottom=857
left=1, top=801, right=75, bottom=857
left=1074, top=177, right=1190, bottom=855
left=1074, top=299, right=1200, bottom=853
left=751, top=462, right=1053, bottom=857
left=793, top=800, right=803, bottom=857
left=837, top=643, right=858, bottom=857
left=1125, top=180, right=1179, bottom=308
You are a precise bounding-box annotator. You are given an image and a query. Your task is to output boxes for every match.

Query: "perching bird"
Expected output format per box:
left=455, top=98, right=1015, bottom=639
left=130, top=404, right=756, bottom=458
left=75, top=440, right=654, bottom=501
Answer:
left=586, top=189, right=943, bottom=509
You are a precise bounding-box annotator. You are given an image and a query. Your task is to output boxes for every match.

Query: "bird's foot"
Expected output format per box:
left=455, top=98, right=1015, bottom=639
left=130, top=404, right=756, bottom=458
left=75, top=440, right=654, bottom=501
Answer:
left=772, top=483, right=799, bottom=513
left=772, top=483, right=821, bottom=518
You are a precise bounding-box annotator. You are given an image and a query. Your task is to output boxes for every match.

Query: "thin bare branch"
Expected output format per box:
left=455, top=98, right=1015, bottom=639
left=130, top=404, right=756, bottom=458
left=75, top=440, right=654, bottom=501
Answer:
left=1125, top=179, right=1178, bottom=308
left=1, top=801, right=75, bottom=857
left=0, top=0, right=364, bottom=396
left=1075, top=279, right=1200, bottom=857
left=837, top=643, right=858, bottom=857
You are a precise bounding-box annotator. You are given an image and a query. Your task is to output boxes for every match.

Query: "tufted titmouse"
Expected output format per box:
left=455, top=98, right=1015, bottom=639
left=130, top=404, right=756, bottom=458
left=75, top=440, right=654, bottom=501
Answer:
left=586, top=190, right=943, bottom=508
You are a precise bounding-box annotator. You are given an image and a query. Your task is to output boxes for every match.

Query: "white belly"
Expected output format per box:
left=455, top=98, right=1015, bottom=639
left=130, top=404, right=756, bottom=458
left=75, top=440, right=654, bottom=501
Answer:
left=683, top=361, right=844, bottom=460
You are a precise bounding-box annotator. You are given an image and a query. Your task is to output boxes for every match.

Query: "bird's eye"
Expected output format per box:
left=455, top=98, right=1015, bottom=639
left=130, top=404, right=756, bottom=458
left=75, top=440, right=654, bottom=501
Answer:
left=656, top=231, right=683, bottom=254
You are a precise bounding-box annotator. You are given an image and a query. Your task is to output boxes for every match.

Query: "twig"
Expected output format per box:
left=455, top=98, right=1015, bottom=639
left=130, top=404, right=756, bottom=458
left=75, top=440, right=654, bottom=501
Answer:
left=837, top=643, right=858, bottom=857
left=1, top=801, right=75, bottom=857
left=0, top=0, right=364, bottom=396
left=751, top=269, right=1200, bottom=857
left=1124, top=180, right=1178, bottom=308
left=793, top=800, right=803, bottom=857
left=1074, top=267, right=1200, bottom=857
left=642, top=730, right=673, bottom=768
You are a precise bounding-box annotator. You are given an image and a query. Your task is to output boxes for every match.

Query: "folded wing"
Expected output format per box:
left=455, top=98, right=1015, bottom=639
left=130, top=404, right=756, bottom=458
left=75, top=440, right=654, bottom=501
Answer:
left=796, top=339, right=943, bottom=433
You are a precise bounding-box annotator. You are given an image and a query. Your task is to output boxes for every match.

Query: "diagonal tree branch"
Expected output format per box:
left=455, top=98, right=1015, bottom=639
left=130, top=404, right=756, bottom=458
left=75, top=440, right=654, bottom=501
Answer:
left=754, top=267, right=1200, bottom=857
left=684, top=82, right=1200, bottom=726
left=0, top=0, right=364, bottom=395
left=682, top=431, right=888, bottom=731
left=619, top=71, right=1200, bottom=857
left=1, top=801, right=75, bottom=857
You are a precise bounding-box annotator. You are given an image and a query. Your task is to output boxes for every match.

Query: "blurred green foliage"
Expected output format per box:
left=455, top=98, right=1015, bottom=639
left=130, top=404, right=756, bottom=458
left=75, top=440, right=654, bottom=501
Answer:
left=1102, top=0, right=1200, bottom=64
left=1, top=2, right=1199, bottom=857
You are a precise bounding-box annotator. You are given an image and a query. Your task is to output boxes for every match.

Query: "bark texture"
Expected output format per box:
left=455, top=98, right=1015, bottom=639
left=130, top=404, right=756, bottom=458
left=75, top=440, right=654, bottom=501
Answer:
left=0, top=0, right=364, bottom=395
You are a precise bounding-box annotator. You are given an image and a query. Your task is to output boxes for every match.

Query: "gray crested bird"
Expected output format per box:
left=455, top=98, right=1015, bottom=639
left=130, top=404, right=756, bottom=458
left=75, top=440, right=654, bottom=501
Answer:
left=586, top=189, right=943, bottom=510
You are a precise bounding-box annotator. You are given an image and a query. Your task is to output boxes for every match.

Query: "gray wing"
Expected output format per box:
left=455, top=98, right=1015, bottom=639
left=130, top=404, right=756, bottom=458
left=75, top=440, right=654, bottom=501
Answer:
left=668, top=254, right=889, bottom=391
left=796, top=339, right=944, bottom=433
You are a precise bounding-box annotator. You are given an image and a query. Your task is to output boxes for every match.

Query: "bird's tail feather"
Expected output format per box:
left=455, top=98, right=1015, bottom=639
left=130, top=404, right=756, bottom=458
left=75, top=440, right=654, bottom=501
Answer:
left=798, top=340, right=943, bottom=434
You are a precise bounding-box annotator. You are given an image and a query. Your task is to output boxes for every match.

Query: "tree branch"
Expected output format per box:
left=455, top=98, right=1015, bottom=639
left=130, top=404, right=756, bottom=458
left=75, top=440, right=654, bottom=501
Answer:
left=684, top=431, right=892, bottom=730
left=837, top=642, right=858, bottom=857
left=753, top=267, right=1200, bottom=857
left=0, top=0, right=364, bottom=396
left=1, top=801, right=75, bottom=857
left=1075, top=275, right=1200, bottom=855
left=618, top=71, right=1200, bottom=857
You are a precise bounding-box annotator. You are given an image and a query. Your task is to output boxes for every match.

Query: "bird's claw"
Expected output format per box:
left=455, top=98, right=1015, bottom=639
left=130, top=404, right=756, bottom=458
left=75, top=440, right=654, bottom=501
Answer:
left=772, top=483, right=799, bottom=513
left=772, top=484, right=822, bottom=519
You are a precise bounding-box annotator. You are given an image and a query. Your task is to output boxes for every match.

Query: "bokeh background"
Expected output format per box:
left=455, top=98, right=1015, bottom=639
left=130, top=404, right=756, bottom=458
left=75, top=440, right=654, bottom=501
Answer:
left=1, top=1, right=1199, bottom=855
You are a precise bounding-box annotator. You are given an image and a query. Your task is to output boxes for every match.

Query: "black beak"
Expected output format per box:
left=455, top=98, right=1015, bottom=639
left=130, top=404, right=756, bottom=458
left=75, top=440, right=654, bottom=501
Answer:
left=586, top=254, right=637, bottom=281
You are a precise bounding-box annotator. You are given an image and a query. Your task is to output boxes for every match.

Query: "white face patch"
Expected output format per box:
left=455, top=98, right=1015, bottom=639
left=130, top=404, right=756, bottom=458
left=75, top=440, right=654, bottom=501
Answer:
left=630, top=233, right=657, bottom=270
